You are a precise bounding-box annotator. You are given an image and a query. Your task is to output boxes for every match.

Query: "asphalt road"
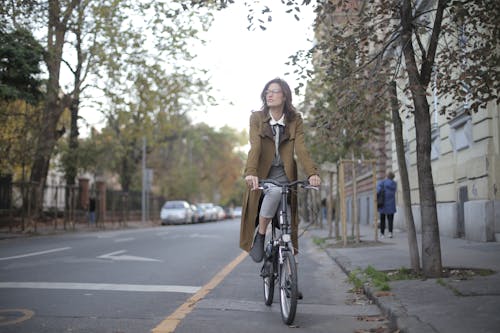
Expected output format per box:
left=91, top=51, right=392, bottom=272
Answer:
left=0, top=219, right=389, bottom=333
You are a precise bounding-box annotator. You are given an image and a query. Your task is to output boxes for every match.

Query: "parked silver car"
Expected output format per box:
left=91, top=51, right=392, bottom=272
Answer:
left=160, top=200, right=193, bottom=225
left=233, top=206, right=242, bottom=218
left=198, top=203, right=217, bottom=221
left=214, top=205, right=226, bottom=220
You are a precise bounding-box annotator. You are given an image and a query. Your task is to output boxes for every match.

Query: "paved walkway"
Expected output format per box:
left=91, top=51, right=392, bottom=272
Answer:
left=303, top=222, right=500, bottom=333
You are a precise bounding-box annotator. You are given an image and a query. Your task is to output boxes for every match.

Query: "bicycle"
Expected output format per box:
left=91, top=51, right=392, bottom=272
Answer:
left=256, top=179, right=318, bottom=325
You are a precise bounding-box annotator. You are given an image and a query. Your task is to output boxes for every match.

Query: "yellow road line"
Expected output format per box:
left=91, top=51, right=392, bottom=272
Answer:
left=151, top=251, right=248, bottom=333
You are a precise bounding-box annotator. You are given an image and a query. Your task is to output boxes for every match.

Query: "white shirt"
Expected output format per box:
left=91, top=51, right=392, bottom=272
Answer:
left=269, top=114, right=285, bottom=127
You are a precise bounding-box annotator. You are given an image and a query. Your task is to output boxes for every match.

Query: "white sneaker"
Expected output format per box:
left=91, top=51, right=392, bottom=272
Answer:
left=389, top=232, right=393, bottom=238
left=380, top=234, right=385, bottom=239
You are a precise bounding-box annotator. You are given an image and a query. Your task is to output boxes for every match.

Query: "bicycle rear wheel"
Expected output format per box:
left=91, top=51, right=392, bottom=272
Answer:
left=279, top=250, right=297, bottom=325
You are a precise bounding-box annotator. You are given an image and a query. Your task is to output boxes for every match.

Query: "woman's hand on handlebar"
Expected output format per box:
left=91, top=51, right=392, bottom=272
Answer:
left=245, top=175, right=259, bottom=190
left=308, top=174, right=321, bottom=187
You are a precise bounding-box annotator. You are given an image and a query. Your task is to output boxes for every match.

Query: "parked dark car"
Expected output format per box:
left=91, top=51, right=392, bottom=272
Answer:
left=191, top=204, right=205, bottom=223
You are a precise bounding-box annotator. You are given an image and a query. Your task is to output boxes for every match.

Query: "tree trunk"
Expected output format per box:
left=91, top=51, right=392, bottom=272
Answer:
left=30, top=0, right=77, bottom=214
left=400, top=0, right=442, bottom=277
left=121, top=156, right=131, bottom=193
left=65, top=98, right=79, bottom=184
left=66, top=0, right=84, bottom=190
left=30, top=90, right=67, bottom=214
left=390, top=80, right=420, bottom=274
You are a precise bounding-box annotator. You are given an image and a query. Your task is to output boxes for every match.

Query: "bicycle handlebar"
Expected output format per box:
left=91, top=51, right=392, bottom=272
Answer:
left=258, top=179, right=318, bottom=190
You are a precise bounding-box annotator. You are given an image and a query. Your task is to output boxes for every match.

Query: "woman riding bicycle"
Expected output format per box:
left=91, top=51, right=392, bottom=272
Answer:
left=240, top=77, right=321, bottom=264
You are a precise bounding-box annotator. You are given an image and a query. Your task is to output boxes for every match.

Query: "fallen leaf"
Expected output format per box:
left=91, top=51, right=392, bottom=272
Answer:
left=357, top=315, right=387, bottom=322
left=374, top=291, right=394, bottom=297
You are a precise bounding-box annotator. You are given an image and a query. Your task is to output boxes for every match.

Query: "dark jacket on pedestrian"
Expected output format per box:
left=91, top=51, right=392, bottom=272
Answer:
left=377, top=178, right=397, bottom=214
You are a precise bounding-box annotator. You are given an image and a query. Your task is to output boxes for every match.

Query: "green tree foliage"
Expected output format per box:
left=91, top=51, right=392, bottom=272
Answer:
left=0, top=100, right=41, bottom=178
left=0, top=28, right=44, bottom=104
left=0, top=27, right=44, bottom=178
left=80, top=115, right=247, bottom=205
left=344, top=0, right=498, bottom=116
left=300, top=31, right=389, bottom=163
left=0, top=0, right=218, bottom=198
left=78, top=0, right=218, bottom=196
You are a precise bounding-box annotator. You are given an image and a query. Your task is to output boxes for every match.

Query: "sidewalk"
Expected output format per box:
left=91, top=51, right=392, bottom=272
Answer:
left=303, top=223, right=500, bottom=333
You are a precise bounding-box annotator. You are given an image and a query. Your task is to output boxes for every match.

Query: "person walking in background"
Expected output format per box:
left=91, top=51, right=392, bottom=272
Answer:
left=88, top=196, right=96, bottom=225
left=377, top=171, right=397, bottom=238
left=321, top=198, right=327, bottom=224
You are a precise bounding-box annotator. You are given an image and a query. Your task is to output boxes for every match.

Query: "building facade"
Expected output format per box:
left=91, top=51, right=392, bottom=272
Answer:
left=314, top=0, right=499, bottom=242
left=392, top=99, right=499, bottom=242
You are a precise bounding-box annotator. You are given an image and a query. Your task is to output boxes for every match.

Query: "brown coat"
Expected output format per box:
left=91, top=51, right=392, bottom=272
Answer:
left=239, top=110, right=318, bottom=253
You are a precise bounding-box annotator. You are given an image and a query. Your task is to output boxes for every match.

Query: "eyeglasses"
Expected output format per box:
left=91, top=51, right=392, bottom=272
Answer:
left=265, top=89, right=282, bottom=95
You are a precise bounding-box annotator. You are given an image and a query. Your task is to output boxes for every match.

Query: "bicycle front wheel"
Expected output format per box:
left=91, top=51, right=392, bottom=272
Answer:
left=262, top=259, right=275, bottom=306
left=279, top=250, right=297, bottom=325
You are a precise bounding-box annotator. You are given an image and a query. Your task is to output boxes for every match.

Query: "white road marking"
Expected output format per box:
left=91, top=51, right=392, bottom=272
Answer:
left=114, top=237, right=135, bottom=243
left=189, top=233, right=219, bottom=239
left=0, top=247, right=71, bottom=261
left=161, top=233, right=219, bottom=240
left=0, top=282, right=200, bottom=293
left=97, top=250, right=162, bottom=262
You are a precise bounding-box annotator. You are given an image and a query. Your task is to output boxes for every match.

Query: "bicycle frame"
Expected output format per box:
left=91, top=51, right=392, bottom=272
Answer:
left=259, top=178, right=313, bottom=251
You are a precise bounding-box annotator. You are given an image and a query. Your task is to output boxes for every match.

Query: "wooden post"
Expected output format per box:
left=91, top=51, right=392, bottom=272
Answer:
left=339, top=160, right=347, bottom=246
left=372, top=161, right=378, bottom=242
left=96, top=180, right=106, bottom=227
left=353, top=160, right=359, bottom=243
left=327, top=171, right=334, bottom=238
left=335, top=170, right=340, bottom=239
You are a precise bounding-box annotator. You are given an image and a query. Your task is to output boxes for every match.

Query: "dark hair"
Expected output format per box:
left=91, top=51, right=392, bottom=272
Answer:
left=260, top=78, right=297, bottom=123
left=387, top=171, right=395, bottom=180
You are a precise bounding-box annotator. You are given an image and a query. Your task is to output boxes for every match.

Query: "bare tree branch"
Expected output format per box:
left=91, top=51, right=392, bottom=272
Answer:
left=421, top=0, right=447, bottom=85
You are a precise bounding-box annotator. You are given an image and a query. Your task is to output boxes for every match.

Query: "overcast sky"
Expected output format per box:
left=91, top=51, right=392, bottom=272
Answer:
left=80, top=1, right=316, bottom=135
left=190, top=1, right=316, bottom=132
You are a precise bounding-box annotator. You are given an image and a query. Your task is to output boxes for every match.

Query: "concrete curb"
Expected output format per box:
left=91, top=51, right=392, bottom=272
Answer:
left=322, top=246, right=436, bottom=333
left=363, top=284, right=437, bottom=333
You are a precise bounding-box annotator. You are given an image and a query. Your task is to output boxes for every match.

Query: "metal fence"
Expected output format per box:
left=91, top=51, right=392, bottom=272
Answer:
left=0, top=181, right=163, bottom=232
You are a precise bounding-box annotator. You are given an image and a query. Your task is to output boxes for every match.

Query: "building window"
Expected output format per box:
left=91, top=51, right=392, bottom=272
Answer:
left=449, top=109, right=472, bottom=152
